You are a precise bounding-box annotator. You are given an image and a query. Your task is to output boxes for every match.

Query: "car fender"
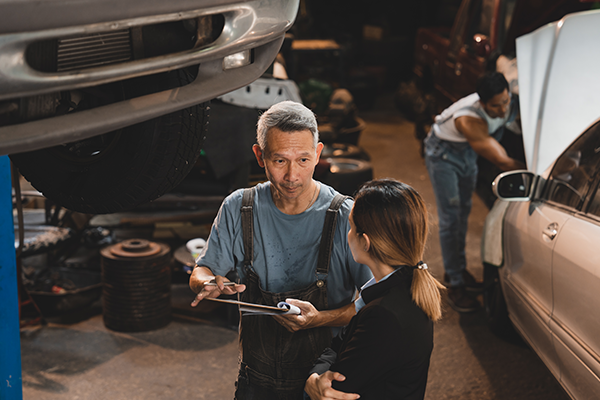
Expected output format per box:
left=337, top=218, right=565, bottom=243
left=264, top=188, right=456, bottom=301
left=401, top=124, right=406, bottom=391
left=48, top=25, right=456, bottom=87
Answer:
left=481, top=199, right=511, bottom=268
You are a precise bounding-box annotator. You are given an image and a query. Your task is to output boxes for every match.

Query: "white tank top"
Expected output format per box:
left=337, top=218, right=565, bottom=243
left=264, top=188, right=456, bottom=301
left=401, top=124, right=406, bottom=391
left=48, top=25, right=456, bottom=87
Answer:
left=432, top=93, right=510, bottom=142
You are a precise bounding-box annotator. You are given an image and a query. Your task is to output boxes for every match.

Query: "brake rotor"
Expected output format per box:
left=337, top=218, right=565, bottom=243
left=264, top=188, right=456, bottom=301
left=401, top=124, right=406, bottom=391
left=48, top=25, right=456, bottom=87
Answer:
left=106, top=238, right=162, bottom=258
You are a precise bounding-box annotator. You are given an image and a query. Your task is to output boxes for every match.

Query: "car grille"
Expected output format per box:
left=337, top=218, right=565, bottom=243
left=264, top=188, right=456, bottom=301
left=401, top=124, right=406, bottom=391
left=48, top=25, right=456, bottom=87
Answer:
left=56, top=30, right=132, bottom=72
left=25, top=14, right=223, bottom=74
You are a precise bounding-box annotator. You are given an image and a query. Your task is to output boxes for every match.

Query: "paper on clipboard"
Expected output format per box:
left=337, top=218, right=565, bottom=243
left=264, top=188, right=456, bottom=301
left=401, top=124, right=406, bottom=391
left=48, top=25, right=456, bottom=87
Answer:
left=205, top=297, right=301, bottom=316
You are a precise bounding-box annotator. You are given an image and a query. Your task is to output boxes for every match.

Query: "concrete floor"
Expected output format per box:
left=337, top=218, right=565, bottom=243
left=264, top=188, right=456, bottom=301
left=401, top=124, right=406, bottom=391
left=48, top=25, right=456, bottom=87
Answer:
left=19, top=94, right=567, bottom=400
left=21, top=287, right=240, bottom=400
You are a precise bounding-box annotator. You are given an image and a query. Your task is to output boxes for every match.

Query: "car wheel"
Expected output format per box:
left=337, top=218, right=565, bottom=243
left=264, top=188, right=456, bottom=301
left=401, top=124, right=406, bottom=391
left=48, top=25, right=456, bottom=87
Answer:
left=320, top=158, right=373, bottom=196
left=11, top=70, right=208, bottom=214
left=483, top=263, right=516, bottom=338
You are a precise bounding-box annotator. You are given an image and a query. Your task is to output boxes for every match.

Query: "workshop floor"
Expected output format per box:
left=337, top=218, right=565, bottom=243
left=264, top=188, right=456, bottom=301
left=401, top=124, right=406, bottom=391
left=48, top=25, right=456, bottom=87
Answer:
left=21, top=284, right=240, bottom=400
left=19, top=93, right=525, bottom=400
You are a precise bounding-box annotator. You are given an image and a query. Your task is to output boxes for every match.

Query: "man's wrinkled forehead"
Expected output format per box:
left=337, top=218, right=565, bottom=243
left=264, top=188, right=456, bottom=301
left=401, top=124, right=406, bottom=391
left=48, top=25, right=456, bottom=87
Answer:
left=263, top=128, right=316, bottom=153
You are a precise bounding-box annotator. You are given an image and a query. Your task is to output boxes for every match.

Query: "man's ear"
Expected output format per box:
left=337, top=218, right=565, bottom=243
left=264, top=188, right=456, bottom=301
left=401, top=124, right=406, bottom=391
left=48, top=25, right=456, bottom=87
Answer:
left=252, top=144, right=265, bottom=168
left=315, top=142, right=324, bottom=164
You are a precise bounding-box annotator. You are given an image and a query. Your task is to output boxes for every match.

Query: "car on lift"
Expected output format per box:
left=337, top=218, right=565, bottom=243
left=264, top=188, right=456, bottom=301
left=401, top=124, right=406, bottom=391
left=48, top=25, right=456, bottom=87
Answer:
left=0, top=0, right=299, bottom=214
left=481, top=9, right=600, bottom=399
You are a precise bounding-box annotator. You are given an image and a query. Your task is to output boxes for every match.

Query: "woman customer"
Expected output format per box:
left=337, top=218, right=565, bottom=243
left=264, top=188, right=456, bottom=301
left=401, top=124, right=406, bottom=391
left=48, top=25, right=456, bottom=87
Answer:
left=304, top=179, right=444, bottom=400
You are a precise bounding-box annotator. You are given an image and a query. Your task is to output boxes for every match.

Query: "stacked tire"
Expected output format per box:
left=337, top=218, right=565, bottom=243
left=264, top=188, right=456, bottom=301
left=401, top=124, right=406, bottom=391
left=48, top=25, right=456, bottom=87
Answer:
left=100, top=239, right=172, bottom=332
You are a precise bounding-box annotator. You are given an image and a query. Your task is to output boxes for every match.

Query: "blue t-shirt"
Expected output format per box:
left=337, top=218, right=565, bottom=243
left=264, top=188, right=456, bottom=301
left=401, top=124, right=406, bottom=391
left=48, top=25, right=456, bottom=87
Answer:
left=196, top=181, right=373, bottom=311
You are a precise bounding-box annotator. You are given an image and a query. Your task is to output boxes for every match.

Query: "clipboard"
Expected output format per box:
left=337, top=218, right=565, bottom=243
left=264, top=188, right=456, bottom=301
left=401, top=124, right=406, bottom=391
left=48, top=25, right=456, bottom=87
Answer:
left=205, top=297, right=301, bottom=316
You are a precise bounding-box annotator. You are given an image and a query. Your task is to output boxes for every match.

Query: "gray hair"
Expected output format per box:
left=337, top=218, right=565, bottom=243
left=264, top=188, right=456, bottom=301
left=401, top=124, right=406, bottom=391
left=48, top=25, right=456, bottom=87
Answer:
left=256, top=101, right=319, bottom=151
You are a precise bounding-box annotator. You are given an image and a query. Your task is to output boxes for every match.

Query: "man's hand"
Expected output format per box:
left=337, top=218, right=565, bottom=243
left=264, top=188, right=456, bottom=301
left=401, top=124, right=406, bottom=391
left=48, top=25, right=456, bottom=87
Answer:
left=305, top=371, right=360, bottom=400
left=274, top=301, right=356, bottom=332
left=189, top=266, right=245, bottom=307
left=273, top=298, right=319, bottom=332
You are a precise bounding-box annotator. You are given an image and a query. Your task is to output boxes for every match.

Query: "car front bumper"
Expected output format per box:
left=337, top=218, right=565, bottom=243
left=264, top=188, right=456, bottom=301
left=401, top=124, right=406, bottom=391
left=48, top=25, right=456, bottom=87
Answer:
left=0, top=0, right=299, bottom=155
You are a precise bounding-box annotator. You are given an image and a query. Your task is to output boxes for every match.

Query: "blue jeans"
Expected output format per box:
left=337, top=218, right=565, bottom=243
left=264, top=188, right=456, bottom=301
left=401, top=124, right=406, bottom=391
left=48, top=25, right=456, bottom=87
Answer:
left=424, top=132, right=478, bottom=287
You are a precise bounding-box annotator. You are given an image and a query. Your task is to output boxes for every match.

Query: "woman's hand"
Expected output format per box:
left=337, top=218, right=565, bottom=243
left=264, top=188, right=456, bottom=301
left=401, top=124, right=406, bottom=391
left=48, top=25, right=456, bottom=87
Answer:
left=304, top=371, right=360, bottom=400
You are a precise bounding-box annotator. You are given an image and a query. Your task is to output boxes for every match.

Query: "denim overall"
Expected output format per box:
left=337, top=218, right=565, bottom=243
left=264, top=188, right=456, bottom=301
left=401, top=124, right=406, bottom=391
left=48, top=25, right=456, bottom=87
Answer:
left=234, top=188, right=348, bottom=400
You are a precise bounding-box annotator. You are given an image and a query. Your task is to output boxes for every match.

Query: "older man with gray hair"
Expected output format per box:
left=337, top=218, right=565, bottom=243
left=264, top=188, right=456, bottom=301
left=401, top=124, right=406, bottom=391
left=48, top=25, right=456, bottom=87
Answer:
left=189, top=101, right=372, bottom=400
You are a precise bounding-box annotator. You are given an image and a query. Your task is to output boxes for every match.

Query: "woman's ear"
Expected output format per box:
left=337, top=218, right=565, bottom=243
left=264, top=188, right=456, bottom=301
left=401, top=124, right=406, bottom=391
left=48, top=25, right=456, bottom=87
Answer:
left=362, top=233, right=371, bottom=252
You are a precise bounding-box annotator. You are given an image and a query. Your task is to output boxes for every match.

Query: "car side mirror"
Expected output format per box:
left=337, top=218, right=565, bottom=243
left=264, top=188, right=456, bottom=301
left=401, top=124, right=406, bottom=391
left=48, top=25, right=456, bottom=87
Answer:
left=472, top=34, right=491, bottom=58
left=492, top=170, right=536, bottom=201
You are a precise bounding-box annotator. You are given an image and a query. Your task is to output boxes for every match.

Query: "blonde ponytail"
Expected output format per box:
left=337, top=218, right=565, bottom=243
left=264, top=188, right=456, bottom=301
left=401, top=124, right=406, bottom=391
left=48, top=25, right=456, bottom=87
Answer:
left=411, top=265, right=445, bottom=321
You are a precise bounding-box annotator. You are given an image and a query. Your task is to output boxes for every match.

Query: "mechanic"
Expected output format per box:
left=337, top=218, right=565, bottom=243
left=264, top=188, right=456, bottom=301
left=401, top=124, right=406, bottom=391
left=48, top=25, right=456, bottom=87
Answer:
left=189, top=100, right=372, bottom=400
left=424, top=72, right=525, bottom=313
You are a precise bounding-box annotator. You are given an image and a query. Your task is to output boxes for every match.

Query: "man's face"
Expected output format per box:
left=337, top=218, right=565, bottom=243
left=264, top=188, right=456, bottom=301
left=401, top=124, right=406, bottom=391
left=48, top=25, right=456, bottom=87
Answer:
left=482, top=89, right=510, bottom=118
left=253, top=127, right=323, bottom=201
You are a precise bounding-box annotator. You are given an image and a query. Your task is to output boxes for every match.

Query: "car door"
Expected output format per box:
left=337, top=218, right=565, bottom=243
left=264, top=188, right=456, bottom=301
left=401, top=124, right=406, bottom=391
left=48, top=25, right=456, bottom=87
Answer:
left=502, top=197, right=568, bottom=376
left=546, top=122, right=600, bottom=399
left=499, top=125, right=600, bottom=378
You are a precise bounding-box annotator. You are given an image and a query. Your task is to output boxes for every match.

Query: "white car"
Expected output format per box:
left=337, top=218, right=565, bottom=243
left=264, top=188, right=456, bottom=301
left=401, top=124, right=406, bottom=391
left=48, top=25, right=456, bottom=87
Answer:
left=1, top=0, right=299, bottom=213
left=482, top=9, right=600, bottom=399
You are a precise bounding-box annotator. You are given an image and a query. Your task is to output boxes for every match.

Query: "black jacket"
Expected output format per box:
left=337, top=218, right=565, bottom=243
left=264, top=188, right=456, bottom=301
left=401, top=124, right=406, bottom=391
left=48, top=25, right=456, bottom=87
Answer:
left=309, top=268, right=433, bottom=399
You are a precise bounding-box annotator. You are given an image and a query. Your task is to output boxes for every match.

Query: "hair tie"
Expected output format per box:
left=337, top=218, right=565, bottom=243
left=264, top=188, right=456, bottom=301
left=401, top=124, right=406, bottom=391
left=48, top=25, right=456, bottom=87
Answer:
left=414, top=261, right=428, bottom=271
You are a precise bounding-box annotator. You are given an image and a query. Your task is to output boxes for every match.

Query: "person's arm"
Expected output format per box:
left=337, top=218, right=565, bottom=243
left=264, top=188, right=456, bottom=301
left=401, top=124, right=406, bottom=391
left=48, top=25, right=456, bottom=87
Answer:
left=327, top=307, right=403, bottom=394
left=189, top=265, right=245, bottom=307
left=305, top=338, right=360, bottom=399
left=189, top=191, right=247, bottom=306
left=455, top=116, right=525, bottom=171
left=273, top=300, right=356, bottom=332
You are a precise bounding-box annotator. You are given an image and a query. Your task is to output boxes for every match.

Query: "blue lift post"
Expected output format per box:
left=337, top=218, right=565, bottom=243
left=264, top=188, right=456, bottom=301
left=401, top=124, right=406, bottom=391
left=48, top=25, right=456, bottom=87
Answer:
left=0, top=155, right=23, bottom=399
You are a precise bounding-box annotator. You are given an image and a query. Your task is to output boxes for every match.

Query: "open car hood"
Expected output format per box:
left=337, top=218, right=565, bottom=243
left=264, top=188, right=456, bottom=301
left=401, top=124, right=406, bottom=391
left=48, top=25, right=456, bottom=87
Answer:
left=516, top=9, right=600, bottom=175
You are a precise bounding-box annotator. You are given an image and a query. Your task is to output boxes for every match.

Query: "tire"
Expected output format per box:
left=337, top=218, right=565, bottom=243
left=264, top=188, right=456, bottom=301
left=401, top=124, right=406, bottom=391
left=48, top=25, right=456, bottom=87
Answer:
left=320, top=158, right=373, bottom=196
left=10, top=70, right=208, bottom=214
left=483, top=263, right=517, bottom=338
left=321, top=143, right=370, bottom=161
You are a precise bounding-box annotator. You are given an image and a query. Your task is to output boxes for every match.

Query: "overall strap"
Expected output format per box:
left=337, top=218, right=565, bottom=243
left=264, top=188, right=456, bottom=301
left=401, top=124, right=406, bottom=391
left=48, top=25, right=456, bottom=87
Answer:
left=241, top=188, right=255, bottom=267
left=316, top=194, right=350, bottom=276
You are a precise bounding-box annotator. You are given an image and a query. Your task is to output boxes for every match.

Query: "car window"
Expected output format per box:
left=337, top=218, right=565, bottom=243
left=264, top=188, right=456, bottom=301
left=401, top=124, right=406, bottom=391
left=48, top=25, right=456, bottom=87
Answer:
left=588, top=182, right=600, bottom=218
left=464, top=0, right=492, bottom=41
left=449, top=0, right=476, bottom=56
left=475, top=0, right=494, bottom=37
left=544, top=120, right=600, bottom=210
left=497, top=0, right=517, bottom=49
